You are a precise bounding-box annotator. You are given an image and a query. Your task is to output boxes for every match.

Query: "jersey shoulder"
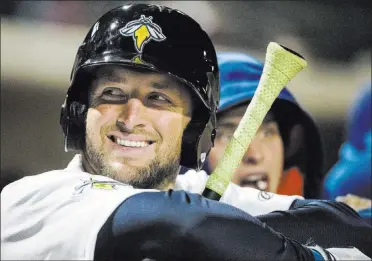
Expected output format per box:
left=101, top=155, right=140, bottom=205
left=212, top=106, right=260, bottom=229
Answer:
left=1, top=168, right=149, bottom=260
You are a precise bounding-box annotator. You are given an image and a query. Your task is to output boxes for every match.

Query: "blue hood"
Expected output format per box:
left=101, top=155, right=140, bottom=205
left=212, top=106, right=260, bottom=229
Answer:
left=323, top=84, right=371, bottom=199
left=214, top=52, right=325, bottom=198
left=218, top=52, right=299, bottom=112
left=346, top=84, right=371, bottom=151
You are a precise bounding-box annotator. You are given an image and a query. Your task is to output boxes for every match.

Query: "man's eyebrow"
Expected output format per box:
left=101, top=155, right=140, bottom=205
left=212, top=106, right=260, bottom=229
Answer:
left=151, top=81, right=171, bottom=90
left=99, top=73, right=124, bottom=84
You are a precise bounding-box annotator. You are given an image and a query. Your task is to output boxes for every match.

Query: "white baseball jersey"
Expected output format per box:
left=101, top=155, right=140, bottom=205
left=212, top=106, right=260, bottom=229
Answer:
left=1, top=154, right=369, bottom=260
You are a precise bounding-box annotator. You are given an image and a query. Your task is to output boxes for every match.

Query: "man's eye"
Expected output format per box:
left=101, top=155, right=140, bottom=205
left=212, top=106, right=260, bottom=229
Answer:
left=148, top=94, right=171, bottom=103
left=101, top=88, right=127, bottom=100
left=102, top=88, right=124, bottom=96
left=263, top=126, right=279, bottom=137
left=216, top=127, right=235, bottom=141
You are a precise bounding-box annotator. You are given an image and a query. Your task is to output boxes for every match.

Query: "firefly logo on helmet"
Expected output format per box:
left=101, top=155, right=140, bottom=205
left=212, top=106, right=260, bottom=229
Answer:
left=131, top=54, right=153, bottom=67
left=119, top=15, right=166, bottom=53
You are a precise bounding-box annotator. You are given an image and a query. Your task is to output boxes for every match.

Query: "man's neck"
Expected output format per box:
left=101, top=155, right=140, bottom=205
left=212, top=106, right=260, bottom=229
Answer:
left=81, top=153, right=97, bottom=175
left=80, top=152, right=180, bottom=190
left=155, top=166, right=181, bottom=191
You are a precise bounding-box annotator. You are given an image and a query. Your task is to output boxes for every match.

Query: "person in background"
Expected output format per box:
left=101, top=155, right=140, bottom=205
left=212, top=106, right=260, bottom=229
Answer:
left=205, top=52, right=325, bottom=199
left=323, top=84, right=371, bottom=220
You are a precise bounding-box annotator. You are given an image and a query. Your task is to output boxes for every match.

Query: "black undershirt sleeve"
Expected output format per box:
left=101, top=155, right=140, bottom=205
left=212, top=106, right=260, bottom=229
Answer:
left=94, top=190, right=316, bottom=261
left=257, top=199, right=372, bottom=257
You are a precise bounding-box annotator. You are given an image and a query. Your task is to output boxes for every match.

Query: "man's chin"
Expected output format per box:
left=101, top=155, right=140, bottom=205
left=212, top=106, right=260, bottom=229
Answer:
left=107, top=156, right=154, bottom=169
left=103, top=162, right=142, bottom=184
left=99, top=156, right=180, bottom=190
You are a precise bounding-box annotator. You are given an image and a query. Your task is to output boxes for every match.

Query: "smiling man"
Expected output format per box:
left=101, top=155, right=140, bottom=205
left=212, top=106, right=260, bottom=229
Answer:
left=1, top=3, right=371, bottom=261
left=83, top=66, right=193, bottom=190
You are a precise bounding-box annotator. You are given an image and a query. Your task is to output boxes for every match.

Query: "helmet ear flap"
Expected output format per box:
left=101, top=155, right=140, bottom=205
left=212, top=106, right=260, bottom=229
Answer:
left=180, top=72, right=219, bottom=170
left=60, top=96, right=87, bottom=152
left=69, top=101, right=87, bottom=127
left=195, top=117, right=217, bottom=170
left=181, top=119, right=214, bottom=171
left=180, top=99, right=216, bottom=170
left=60, top=68, right=93, bottom=152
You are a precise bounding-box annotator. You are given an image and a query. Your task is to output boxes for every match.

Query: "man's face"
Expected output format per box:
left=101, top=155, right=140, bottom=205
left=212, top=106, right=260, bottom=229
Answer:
left=83, top=66, right=193, bottom=189
left=208, top=105, right=284, bottom=192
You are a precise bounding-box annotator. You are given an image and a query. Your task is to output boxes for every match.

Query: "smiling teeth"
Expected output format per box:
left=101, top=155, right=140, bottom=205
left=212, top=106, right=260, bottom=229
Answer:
left=116, top=138, right=149, bottom=148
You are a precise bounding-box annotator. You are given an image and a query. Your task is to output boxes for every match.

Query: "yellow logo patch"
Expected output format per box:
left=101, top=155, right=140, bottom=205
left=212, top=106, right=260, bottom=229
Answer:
left=131, top=54, right=153, bottom=67
left=73, top=178, right=129, bottom=195
left=92, top=182, right=115, bottom=190
left=119, top=15, right=166, bottom=53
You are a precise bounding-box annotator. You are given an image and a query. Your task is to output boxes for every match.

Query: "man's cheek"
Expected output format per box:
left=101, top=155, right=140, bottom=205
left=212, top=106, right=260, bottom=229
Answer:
left=86, top=123, right=104, bottom=150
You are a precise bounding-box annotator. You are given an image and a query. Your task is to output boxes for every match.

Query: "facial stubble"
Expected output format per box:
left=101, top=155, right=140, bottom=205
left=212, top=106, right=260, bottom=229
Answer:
left=84, top=128, right=181, bottom=190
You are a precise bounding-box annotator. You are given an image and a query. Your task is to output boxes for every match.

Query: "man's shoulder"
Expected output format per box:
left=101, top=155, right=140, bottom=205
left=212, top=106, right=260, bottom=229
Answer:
left=0, top=168, right=146, bottom=261
left=2, top=168, right=83, bottom=193
left=1, top=168, right=85, bottom=209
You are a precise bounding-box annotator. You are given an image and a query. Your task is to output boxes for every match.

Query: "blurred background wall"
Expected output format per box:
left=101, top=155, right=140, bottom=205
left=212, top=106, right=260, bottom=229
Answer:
left=1, top=1, right=371, bottom=185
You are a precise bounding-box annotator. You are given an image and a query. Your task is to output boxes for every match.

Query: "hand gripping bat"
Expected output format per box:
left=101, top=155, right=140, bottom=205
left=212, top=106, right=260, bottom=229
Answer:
left=202, top=42, right=308, bottom=200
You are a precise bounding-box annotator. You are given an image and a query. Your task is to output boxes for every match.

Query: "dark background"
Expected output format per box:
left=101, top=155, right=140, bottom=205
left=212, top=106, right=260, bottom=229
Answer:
left=1, top=1, right=370, bottom=186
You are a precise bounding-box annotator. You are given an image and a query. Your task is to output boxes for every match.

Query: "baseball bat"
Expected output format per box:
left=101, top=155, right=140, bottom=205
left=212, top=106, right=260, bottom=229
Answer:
left=202, top=42, right=307, bottom=200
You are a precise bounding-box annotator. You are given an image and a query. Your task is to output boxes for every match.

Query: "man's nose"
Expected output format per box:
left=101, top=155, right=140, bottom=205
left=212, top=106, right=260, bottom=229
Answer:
left=116, top=98, right=146, bottom=131
left=241, top=136, right=264, bottom=165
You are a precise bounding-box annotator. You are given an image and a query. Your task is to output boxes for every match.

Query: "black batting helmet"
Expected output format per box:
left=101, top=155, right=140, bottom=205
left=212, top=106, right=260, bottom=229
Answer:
left=60, top=3, right=219, bottom=170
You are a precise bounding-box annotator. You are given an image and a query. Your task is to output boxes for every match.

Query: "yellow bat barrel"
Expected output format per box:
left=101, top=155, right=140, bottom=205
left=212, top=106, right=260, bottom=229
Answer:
left=203, top=42, right=308, bottom=200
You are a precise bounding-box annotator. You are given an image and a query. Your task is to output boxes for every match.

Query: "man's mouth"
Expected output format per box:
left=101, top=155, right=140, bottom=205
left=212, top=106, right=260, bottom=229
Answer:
left=239, top=173, right=269, bottom=191
left=107, top=135, right=154, bottom=148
